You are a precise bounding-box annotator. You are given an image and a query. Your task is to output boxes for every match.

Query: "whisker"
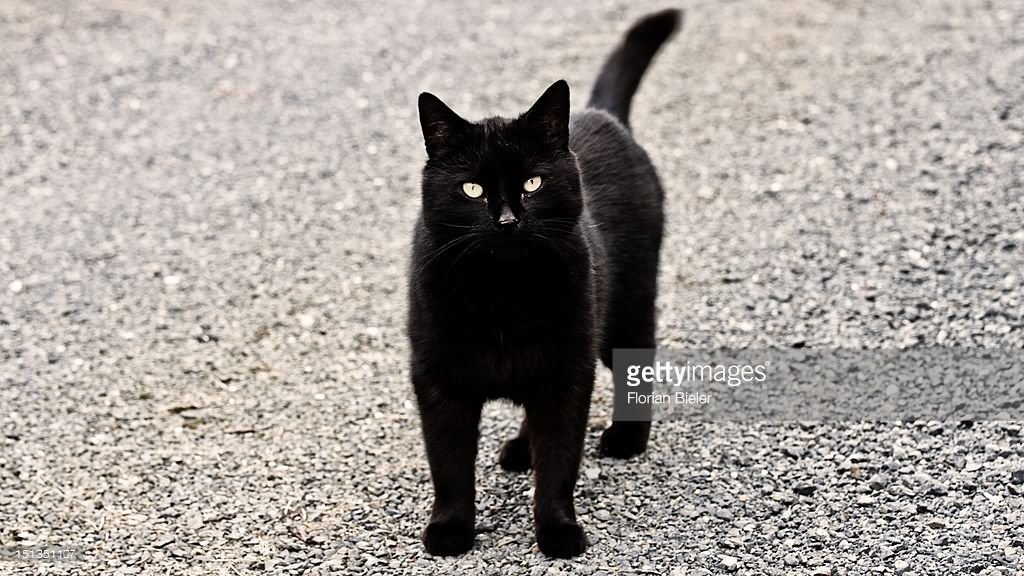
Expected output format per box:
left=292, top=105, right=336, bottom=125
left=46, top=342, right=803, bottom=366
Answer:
left=416, top=233, right=484, bottom=273
left=437, top=222, right=479, bottom=230
left=528, top=233, right=575, bottom=263
left=446, top=237, right=485, bottom=273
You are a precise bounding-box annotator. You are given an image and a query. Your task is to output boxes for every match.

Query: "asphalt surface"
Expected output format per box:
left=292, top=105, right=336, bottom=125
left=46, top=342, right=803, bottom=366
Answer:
left=2, top=0, right=1023, bottom=574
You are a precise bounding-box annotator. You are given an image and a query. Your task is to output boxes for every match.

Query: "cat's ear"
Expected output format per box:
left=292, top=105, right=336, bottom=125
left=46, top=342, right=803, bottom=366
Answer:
left=524, top=80, right=570, bottom=150
left=418, top=92, right=469, bottom=158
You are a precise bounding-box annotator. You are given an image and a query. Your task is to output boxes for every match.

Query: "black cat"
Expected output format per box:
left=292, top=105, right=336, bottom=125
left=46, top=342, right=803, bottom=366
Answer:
left=408, top=9, right=680, bottom=558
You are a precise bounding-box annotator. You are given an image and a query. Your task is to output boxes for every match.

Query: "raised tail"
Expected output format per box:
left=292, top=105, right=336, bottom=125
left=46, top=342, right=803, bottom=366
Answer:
left=587, top=8, right=682, bottom=129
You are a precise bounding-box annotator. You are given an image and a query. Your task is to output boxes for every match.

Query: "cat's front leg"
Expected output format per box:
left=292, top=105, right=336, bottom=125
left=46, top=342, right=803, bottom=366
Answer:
left=415, top=382, right=482, bottom=556
left=525, top=372, right=593, bottom=558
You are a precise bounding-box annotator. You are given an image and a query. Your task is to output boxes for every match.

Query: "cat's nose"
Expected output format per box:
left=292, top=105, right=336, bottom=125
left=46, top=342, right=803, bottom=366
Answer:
left=497, top=206, right=519, bottom=231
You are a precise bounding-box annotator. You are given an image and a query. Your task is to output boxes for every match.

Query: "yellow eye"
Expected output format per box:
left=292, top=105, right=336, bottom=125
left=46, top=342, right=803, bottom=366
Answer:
left=462, top=182, right=484, bottom=199
left=523, top=176, right=542, bottom=193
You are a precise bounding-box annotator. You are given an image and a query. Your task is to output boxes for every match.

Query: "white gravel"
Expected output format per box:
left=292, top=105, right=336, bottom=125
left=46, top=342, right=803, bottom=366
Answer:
left=1, top=0, right=1022, bottom=575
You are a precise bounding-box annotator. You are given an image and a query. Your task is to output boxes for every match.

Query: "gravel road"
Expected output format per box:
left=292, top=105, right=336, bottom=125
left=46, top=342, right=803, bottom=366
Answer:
left=2, top=0, right=1023, bottom=574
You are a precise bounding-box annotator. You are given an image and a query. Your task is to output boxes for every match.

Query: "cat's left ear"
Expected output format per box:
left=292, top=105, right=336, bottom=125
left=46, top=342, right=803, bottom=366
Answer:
left=418, top=92, right=470, bottom=158
left=524, top=80, right=570, bottom=151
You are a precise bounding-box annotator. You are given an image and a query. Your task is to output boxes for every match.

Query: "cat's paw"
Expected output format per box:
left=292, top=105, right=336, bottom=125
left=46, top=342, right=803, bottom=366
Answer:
left=536, top=520, right=587, bottom=558
left=498, top=436, right=531, bottom=471
left=422, top=520, right=475, bottom=556
left=598, top=422, right=649, bottom=459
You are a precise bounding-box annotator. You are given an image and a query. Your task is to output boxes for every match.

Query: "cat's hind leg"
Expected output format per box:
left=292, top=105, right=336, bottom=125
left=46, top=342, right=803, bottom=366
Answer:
left=498, top=415, right=531, bottom=472
left=598, top=259, right=657, bottom=459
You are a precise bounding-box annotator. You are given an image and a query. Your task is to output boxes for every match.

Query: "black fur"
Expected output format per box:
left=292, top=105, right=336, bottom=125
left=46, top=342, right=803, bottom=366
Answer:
left=408, top=9, right=680, bottom=558
left=589, top=9, right=683, bottom=129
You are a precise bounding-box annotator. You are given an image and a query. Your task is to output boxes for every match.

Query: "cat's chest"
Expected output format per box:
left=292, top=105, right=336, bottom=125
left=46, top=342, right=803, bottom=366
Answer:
left=445, top=299, right=574, bottom=362
left=461, top=332, right=577, bottom=401
left=444, top=263, right=579, bottom=325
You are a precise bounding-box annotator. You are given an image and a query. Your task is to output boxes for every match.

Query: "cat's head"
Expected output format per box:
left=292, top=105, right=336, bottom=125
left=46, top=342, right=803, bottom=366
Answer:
left=416, top=80, right=582, bottom=244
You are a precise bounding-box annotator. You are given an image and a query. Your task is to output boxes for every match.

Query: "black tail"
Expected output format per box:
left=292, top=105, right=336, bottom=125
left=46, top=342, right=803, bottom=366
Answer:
left=588, top=9, right=682, bottom=128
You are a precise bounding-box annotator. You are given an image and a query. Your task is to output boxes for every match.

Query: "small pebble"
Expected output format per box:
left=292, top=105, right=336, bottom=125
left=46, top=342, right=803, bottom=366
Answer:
left=868, top=473, right=890, bottom=491
left=719, top=555, right=739, bottom=571
left=793, top=484, right=817, bottom=496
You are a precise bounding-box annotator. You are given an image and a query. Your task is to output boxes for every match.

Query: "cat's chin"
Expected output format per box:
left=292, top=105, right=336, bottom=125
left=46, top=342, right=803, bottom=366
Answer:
left=473, top=234, right=567, bottom=266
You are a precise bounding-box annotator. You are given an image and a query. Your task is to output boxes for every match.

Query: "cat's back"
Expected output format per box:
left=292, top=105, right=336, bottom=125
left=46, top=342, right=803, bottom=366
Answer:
left=569, top=108, right=664, bottom=252
left=569, top=108, right=635, bottom=163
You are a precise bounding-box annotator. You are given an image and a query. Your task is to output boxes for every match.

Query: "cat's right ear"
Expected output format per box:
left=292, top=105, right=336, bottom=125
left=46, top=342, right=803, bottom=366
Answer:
left=418, top=92, right=469, bottom=158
